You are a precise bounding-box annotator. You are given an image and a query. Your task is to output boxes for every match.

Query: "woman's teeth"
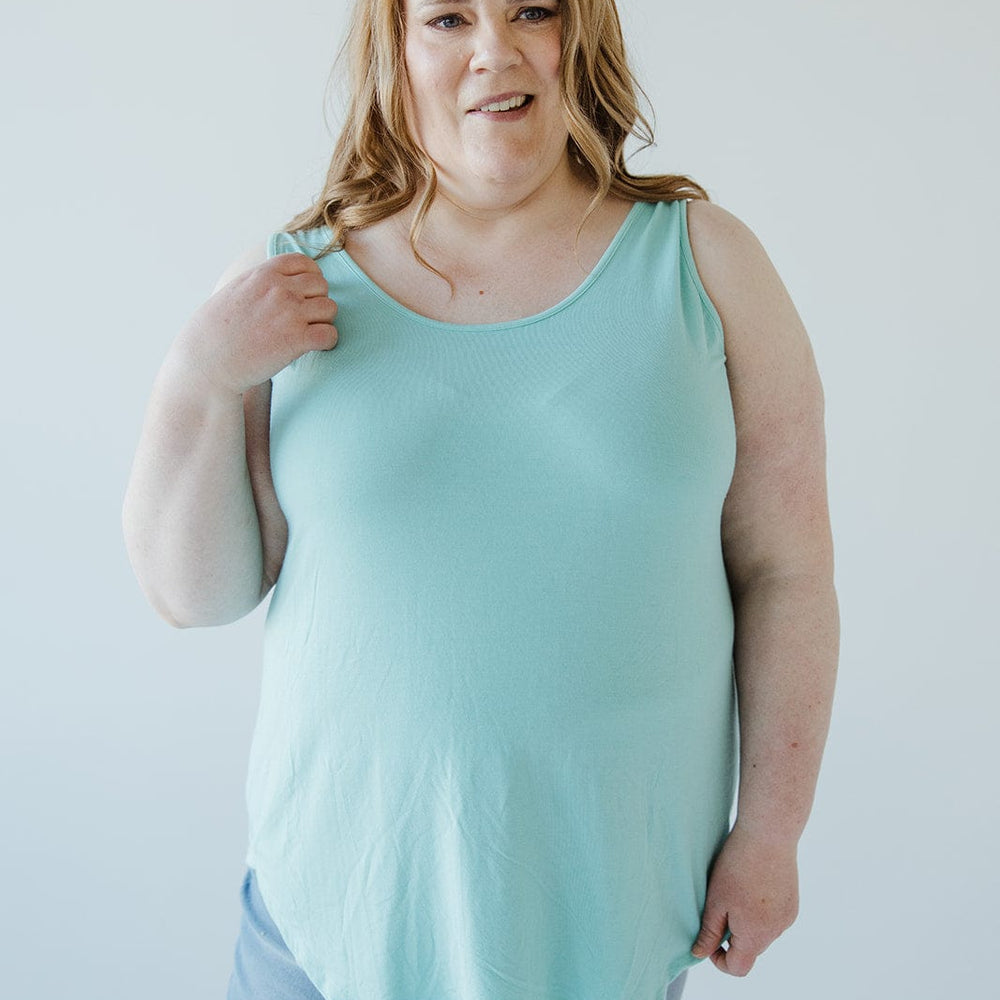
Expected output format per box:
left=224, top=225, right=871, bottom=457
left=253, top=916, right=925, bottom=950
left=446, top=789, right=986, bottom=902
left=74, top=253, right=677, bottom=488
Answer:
left=478, top=95, right=529, bottom=113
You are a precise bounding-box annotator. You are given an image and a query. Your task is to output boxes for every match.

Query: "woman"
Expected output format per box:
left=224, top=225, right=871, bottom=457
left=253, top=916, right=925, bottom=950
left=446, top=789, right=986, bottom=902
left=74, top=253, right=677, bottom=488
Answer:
left=122, top=1, right=839, bottom=998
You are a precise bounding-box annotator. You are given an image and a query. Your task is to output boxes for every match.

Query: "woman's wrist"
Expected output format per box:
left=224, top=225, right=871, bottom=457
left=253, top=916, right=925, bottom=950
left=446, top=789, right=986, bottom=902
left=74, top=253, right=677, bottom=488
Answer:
left=729, top=810, right=807, bottom=849
left=164, top=323, right=249, bottom=409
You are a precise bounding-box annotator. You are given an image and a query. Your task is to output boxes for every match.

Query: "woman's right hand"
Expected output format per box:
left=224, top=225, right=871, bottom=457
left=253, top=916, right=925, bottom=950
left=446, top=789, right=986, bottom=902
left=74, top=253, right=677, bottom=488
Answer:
left=175, top=251, right=339, bottom=396
left=124, top=246, right=337, bottom=626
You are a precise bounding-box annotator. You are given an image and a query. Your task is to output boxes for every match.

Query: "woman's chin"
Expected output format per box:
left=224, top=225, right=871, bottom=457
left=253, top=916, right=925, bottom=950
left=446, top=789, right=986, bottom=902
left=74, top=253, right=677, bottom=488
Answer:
left=443, top=154, right=570, bottom=204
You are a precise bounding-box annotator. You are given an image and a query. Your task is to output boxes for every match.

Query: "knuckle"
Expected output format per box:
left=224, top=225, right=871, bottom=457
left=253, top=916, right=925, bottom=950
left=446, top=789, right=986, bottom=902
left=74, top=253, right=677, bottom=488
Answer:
left=309, top=324, right=337, bottom=350
left=274, top=250, right=308, bottom=270
left=267, top=283, right=298, bottom=309
left=262, top=255, right=288, bottom=279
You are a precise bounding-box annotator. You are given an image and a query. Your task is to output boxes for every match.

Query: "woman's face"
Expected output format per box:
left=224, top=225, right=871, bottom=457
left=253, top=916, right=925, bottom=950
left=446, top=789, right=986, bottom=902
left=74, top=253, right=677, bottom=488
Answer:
left=402, top=0, right=568, bottom=205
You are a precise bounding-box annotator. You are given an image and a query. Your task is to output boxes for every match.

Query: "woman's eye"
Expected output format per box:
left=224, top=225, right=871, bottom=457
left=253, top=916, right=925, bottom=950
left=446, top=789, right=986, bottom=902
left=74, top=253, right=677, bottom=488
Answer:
left=428, top=7, right=556, bottom=30
left=429, top=14, right=465, bottom=29
left=518, top=6, right=556, bottom=21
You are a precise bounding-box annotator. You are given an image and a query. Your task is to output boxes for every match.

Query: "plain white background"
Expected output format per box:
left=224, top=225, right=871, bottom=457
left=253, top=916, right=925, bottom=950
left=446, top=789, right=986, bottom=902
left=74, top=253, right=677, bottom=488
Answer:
left=2, top=1, right=996, bottom=997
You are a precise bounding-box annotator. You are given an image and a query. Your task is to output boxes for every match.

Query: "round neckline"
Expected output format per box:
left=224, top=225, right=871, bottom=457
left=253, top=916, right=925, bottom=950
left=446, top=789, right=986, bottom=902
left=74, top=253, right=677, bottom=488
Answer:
left=322, top=200, right=649, bottom=333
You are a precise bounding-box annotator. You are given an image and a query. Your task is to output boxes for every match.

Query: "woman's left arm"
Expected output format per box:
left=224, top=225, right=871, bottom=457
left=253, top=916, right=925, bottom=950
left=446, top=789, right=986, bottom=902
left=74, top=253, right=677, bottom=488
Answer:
left=685, top=200, right=840, bottom=977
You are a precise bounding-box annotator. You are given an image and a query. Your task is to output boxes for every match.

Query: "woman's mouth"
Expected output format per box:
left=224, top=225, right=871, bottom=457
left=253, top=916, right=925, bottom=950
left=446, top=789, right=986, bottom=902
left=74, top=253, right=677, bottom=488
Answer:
left=469, top=94, right=534, bottom=120
left=477, top=94, right=531, bottom=113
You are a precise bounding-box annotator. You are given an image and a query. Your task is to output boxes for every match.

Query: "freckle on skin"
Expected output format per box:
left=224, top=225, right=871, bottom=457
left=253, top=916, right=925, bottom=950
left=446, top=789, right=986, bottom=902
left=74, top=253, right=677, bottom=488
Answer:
left=790, top=742, right=800, bottom=749
left=479, top=290, right=485, bottom=296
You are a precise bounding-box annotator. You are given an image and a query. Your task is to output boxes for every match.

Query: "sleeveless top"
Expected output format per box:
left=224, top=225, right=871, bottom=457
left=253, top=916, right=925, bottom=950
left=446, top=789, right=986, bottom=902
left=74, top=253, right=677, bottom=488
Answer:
left=243, top=198, right=738, bottom=1000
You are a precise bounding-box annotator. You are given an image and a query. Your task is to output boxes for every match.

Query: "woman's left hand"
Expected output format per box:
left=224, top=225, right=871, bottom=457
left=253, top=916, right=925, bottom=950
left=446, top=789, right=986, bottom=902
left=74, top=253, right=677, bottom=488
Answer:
left=690, top=823, right=800, bottom=977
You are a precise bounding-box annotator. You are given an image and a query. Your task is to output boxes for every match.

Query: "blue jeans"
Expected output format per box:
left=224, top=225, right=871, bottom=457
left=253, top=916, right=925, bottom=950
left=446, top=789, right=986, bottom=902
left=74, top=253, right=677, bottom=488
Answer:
left=226, top=867, right=688, bottom=999
left=226, top=868, right=325, bottom=1000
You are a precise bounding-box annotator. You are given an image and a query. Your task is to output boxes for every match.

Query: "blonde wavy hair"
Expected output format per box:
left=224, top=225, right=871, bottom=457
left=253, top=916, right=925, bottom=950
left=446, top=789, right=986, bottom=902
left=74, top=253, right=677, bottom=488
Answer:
left=282, top=0, right=710, bottom=279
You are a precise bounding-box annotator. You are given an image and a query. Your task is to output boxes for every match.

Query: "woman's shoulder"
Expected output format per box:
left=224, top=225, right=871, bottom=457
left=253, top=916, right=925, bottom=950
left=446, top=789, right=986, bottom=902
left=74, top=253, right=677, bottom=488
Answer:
left=211, top=239, right=269, bottom=295
left=682, top=199, right=791, bottom=338
left=683, top=199, right=763, bottom=277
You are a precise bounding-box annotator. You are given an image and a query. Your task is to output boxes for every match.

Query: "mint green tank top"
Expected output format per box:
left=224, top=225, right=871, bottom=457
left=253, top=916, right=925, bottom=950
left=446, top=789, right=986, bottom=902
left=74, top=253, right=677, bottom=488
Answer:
left=244, top=198, right=737, bottom=1000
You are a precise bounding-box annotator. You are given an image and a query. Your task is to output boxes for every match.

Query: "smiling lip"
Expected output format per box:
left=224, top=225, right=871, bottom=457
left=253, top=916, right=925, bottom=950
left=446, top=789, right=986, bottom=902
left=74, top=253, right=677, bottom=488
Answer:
left=469, top=92, right=533, bottom=112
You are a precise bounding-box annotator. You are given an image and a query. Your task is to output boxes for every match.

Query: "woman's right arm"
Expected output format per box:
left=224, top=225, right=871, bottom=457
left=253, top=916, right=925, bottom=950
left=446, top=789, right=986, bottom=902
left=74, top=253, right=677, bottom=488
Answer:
left=121, top=246, right=339, bottom=628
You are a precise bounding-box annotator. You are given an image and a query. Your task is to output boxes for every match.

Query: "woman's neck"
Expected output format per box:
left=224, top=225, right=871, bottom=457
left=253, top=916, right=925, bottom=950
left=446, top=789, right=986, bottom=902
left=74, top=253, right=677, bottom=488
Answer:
left=399, top=155, right=600, bottom=260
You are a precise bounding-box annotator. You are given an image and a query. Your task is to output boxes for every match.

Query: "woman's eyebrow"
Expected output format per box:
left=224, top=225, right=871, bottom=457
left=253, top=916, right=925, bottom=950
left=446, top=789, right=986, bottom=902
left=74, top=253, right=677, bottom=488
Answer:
left=417, top=0, right=472, bottom=9
left=417, top=0, right=562, bottom=8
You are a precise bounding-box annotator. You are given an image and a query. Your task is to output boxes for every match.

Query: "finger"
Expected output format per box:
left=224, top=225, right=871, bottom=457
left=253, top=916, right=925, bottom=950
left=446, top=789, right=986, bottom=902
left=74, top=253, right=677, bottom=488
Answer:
left=270, top=251, right=321, bottom=276
left=711, top=936, right=756, bottom=978
left=306, top=322, right=339, bottom=351
left=302, top=294, right=339, bottom=325
left=283, top=271, right=335, bottom=303
left=692, top=905, right=728, bottom=958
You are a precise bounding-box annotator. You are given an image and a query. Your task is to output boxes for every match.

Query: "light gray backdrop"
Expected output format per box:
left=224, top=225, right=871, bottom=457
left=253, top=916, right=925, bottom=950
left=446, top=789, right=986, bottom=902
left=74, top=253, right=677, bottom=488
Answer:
left=2, top=1, right=996, bottom=997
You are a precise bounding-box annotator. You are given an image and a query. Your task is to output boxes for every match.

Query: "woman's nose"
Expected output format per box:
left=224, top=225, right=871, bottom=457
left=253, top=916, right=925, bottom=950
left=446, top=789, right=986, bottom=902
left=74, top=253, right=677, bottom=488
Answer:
left=468, top=19, right=523, bottom=73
